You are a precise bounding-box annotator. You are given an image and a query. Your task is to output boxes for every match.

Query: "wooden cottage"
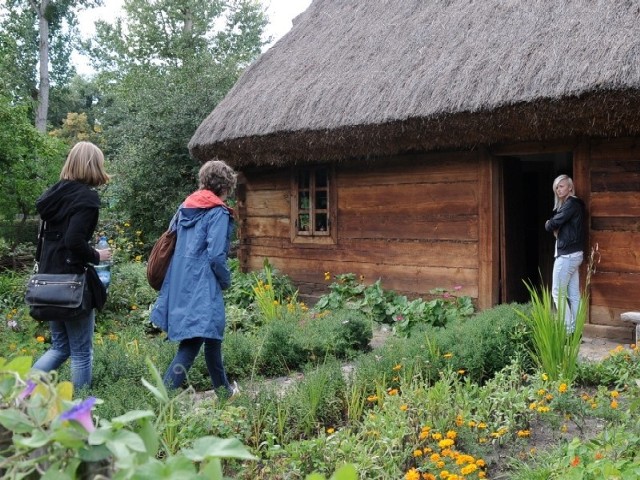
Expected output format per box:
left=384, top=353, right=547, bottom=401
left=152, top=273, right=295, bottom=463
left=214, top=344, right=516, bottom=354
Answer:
left=189, top=0, right=640, bottom=341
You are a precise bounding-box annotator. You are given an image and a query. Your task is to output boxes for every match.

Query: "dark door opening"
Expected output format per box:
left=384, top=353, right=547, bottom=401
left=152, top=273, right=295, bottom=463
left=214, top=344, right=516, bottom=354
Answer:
left=499, top=153, right=573, bottom=304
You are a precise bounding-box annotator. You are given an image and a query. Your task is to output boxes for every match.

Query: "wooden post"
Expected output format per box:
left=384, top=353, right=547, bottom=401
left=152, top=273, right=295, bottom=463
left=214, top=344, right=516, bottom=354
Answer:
left=477, top=148, right=500, bottom=310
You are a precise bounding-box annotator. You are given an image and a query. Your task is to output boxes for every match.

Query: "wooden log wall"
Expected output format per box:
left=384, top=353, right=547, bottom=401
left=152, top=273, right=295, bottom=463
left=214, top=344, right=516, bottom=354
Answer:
left=238, top=152, right=481, bottom=303
left=586, top=137, right=640, bottom=341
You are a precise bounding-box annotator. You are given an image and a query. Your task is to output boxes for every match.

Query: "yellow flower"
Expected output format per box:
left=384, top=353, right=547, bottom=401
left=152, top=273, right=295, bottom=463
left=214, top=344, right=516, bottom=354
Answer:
left=558, top=383, right=568, bottom=393
left=405, top=468, right=421, bottom=480
left=388, top=388, right=398, bottom=396
left=461, top=464, right=478, bottom=475
left=36, top=336, right=45, bottom=343
left=537, top=388, right=546, bottom=396
left=446, top=430, right=457, bottom=440
left=457, top=369, right=465, bottom=375
left=432, top=432, right=443, bottom=440
left=476, top=459, right=486, bottom=467
left=430, top=453, right=441, bottom=462
left=477, top=422, right=487, bottom=429
left=400, top=404, right=408, bottom=411
left=546, top=394, right=554, bottom=401
left=468, top=420, right=476, bottom=428
left=326, top=427, right=335, bottom=434
left=124, top=222, right=130, bottom=227
left=443, top=353, right=453, bottom=359
left=542, top=373, right=549, bottom=381
left=413, top=449, right=423, bottom=457
left=610, top=400, right=619, bottom=409
left=367, top=395, right=378, bottom=402
left=135, top=255, right=142, bottom=262
left=610, top=390, right=619, bottom=398
left=324, top=272, right=331, bottom=281
left=438, top=438, right=455, bottom=449
left=517, top=430, right=531, bottom=437
left=131, top=305, right=138, bottom=310
left=479, top=472, right=487, bottom=479
left=392, top=363, right=402, bottom=371
left=561, top=424, right=568, bottom=433
left=455, top=415, right=464, bottom=426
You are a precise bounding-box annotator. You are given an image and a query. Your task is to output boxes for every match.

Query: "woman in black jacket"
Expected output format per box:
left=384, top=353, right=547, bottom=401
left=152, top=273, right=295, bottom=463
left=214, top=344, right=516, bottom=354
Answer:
left=32, top=142, right=111, bottom=391
left=544, top=174, right=586, bottom=333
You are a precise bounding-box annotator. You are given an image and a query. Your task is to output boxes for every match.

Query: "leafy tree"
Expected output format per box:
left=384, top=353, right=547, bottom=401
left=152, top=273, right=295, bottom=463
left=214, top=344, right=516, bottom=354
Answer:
left=87, top=0, right=267, bottom=237
left=0, top=94, right=66, bottom=224
left=0, top=0, right=102, bottom=130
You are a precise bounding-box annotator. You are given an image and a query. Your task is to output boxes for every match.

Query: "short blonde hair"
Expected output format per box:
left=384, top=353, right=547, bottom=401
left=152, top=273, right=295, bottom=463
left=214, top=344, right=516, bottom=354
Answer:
left=198, top=159, right=237, bottom=196
left=60, top=141, right=110, bottom=187
left=552, top=174, right=575, bottom=210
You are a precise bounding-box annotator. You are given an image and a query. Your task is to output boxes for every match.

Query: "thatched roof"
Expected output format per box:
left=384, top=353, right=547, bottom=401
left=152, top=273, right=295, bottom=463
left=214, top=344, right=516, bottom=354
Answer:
left=189, top=0, right=640, bottom=167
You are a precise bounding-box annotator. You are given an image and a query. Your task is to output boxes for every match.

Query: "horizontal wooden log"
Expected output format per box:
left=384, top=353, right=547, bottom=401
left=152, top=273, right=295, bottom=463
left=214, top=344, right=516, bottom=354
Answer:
left=243, top=216, right=290, bottom=238
left=243, top=168, right=290, bottom=191
left=589, top=305, right=638, bottom=328
left=340, top=183, right=478, bottom=215
left=339, top=213, right=478, bottom=241
left=246, top=239, right=478, bottom=269
left=590, top=272, right=640, bottom=310
left=338, top=155, right=478, bottom=186
left=590, top=137, right=640, bottom=161
left=590, top=231, right=640, bottom=273
left=245, top=255, right=478, bottom=299
left=590, top=192, right=640, bottom=217
left=591, top=217, right=640, bottom=232
left=245, top=190, right=290, bottom=216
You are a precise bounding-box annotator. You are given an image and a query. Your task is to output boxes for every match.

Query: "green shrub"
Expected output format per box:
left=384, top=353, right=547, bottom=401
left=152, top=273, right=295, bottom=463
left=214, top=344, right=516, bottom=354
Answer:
left=223, top=330, right=258, bottom=379
left=258, top=319, right=307, bottom=376
left=297, top=309, right=372, bottom=361
left=102, top=261, right=157, bottom=319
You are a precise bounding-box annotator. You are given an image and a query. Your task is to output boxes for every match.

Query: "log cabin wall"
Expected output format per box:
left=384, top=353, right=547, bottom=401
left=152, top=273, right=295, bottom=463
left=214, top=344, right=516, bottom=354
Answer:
left=586, top=137, right=640, bottom=341
left=237, top=151, right=482, bottom=304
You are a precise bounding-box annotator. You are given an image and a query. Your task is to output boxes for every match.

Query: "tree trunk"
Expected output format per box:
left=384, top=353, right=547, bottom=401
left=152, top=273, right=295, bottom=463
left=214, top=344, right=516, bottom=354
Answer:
left=33, top=0, right=50, bottom=132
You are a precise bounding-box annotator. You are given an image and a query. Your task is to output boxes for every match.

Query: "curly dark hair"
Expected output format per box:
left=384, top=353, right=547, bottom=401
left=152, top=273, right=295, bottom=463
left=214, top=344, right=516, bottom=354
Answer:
left=198, top=159, right=237, bottom=196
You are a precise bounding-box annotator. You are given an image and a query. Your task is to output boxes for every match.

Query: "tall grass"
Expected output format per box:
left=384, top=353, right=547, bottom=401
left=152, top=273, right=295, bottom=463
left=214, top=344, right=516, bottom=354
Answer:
left=516, top=245, right=599, bottom=383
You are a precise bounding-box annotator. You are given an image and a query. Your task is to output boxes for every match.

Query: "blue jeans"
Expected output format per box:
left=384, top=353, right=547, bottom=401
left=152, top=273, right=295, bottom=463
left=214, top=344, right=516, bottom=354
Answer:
left=32, top=310, right=95, bottom=390
left=552, top=252, right=583, bottom=332
left=163, top=337, right=231, bottom=393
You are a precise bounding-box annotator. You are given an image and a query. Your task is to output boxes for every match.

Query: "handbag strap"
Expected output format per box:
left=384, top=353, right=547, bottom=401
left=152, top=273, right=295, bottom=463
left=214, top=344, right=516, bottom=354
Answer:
left=34, top=220, right=46, bottom=271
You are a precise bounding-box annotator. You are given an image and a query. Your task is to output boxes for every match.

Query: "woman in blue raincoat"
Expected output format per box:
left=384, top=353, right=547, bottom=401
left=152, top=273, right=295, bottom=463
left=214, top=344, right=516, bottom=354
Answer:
left=151, top=159, right=238, bottom=397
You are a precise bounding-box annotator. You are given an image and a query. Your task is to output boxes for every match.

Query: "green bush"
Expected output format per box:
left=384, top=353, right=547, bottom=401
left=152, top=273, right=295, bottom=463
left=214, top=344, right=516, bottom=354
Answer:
left=223, top=330, right=259, bottom=379
left=297, top=309, right=372, bottom=361
left=102, top=261, right=157, bottom=319
left=258, top=319, right=307, bottom=376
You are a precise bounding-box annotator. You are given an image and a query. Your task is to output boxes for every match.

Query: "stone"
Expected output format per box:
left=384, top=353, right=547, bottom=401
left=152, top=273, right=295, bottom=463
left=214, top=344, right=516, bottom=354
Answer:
left=621, top=311, right=640, bottom=343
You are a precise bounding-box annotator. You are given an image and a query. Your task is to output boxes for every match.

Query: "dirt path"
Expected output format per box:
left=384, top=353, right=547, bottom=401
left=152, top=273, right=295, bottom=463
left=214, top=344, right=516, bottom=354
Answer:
left=578, top=335, right=628, bottom=362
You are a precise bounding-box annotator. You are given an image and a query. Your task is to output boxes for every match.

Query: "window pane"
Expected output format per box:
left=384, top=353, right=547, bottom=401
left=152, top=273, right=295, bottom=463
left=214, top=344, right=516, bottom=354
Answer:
left=315, top=190, right=327, bottom=209
left=298, top=214, right=310, bottom=231
left=299, top=192, right=310, bottom=210
left=315, top=213, right=327, bottom=232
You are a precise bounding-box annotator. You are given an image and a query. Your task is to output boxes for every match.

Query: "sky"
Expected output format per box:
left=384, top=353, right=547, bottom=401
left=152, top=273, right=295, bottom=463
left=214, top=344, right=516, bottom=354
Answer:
left=73, top=0, right=312, bottom=75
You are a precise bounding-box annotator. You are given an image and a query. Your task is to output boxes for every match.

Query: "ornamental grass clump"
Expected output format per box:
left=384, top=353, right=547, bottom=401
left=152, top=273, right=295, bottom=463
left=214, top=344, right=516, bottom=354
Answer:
left=516, top=244, right=599, bottom=383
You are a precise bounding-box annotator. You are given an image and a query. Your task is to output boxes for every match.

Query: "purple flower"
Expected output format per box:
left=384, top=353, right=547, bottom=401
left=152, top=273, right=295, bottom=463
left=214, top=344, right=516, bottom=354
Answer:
left=18, top=380, right=36, bottom=401
left=60, top=397, right=97, bottom=432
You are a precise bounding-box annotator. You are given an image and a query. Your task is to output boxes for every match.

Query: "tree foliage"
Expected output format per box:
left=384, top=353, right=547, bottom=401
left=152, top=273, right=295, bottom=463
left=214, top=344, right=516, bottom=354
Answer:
left=88, top=0, right=268, bottom=237
left=0, top=94, right=66, bottom=222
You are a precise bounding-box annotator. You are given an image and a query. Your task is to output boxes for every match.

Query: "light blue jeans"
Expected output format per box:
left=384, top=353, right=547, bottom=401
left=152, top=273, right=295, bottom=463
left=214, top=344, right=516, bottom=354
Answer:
left=32, top=310, right=95, bottom=390
left=552, top=252, right=583, bottom=333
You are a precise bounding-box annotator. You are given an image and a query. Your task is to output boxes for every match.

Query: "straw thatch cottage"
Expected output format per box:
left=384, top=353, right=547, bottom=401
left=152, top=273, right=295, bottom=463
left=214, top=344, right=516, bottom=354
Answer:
left=189, top=0, right=640, bottom=341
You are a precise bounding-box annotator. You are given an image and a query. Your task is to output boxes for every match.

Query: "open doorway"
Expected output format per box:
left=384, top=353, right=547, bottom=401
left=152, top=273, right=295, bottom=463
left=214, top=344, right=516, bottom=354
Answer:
left=499, top=153, right=573, bottom=304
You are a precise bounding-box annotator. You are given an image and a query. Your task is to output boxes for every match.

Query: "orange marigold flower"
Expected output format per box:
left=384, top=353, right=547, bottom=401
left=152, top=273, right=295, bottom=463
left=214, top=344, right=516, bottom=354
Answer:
left=446, top=430, right=457, bottom=439
left=610, top=400, right=619, bottom=409
left=571, top=456, right=580, bottom=467
left=413, top=449, right=423, bottom=457
left=388, top=388, right=399, bottom=396
left=558, top=383, right=568, bottom=393
left=405, top=468, right=420, bottom=480
left=594, top=451, right=603, bottom=460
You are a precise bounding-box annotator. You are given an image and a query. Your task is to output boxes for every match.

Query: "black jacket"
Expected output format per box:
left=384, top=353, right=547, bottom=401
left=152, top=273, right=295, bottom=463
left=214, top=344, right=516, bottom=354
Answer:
left=545, top=196, right=586, bottom=256
left=36, top=180, right=107, bottom=309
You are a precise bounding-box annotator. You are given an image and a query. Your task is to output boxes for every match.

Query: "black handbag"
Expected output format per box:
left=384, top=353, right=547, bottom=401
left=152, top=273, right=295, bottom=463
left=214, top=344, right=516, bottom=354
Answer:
left=25, top=222, right=92, bottom=322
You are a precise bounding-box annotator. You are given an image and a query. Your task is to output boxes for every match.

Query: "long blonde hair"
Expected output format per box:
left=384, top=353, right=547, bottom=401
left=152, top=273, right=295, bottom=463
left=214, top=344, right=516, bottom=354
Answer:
left=552, top=174, right=575, bottom=210
left=60, top=142, right=110, bottom=187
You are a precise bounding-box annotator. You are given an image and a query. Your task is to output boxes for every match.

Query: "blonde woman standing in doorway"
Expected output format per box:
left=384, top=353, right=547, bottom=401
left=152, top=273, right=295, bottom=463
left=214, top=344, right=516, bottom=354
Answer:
left=544, top=174, right=586, bottom=333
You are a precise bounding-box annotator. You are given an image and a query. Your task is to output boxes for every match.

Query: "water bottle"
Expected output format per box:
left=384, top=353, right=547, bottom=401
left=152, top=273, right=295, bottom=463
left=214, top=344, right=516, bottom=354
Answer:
left=95, top=236, right=111, bottom=289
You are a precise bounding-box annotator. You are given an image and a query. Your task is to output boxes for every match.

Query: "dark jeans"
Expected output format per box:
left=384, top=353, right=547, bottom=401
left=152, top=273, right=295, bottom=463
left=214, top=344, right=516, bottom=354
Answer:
left=163, top=337, right=231, bottom=393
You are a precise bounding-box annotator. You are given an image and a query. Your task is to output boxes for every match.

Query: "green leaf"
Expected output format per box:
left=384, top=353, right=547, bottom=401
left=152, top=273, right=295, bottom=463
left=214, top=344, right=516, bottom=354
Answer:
left=111, top=409, right=155, bottom=427
left=331, top=464, right=358, bottom=480
left=4, top=356, right=32, bottom=377
left=0, top=408, right=35, bottom=433
left=13, top=428, right=50, bottom=448
left=181, top=437, right=257, bottom=462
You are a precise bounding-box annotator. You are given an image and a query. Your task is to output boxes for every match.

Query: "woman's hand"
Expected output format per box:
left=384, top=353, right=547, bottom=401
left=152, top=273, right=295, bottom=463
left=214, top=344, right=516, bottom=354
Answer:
left=96, top=247, right=112, bottom=262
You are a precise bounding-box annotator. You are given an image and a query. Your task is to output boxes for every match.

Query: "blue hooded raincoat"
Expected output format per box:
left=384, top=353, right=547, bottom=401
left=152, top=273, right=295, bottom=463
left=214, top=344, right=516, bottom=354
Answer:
left=150, top=190, right=234, bottom=341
